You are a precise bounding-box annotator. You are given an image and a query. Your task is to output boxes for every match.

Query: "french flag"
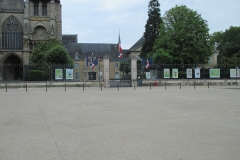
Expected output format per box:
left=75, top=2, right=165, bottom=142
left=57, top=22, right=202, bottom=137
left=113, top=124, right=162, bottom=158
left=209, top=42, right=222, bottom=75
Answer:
left=118, top=33, right=123, bottom=58
left=146, top=59, right=150, bottom=69
left=90, top=63, right=95, bottom=69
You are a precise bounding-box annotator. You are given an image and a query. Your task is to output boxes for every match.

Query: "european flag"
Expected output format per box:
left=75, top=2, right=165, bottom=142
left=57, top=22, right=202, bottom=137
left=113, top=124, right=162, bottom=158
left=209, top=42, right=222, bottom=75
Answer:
left=142, top=58, right=145, bottom=66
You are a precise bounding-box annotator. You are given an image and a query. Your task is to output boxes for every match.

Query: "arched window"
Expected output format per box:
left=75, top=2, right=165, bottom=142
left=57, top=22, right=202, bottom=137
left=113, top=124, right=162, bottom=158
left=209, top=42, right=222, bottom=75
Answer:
left=42, top=3, right=47, bottom=16
left=2, top=16, right=23, bottom=50
left=34, top=2, right=39, bottom=16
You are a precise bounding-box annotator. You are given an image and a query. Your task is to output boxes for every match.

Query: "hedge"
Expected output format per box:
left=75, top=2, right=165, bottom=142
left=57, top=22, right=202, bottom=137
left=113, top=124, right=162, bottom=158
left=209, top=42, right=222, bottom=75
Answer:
left=28, top=70, right=47, bottom=81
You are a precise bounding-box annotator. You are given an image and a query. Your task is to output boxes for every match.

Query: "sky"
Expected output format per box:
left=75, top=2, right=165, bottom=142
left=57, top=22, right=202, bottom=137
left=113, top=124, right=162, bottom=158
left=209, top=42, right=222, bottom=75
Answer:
left=61, top=0, right=240, bottom=49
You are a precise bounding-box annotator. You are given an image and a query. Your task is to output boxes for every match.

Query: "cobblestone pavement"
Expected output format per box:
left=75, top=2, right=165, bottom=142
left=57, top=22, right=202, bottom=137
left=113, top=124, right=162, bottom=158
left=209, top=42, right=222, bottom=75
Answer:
left=0, top=86, right=240, bottom=160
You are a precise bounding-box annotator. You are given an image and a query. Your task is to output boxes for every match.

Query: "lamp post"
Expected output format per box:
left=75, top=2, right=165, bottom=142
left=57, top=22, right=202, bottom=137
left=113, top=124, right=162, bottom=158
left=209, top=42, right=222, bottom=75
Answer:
left=98, top=57, right=104, bottom=88
left=236, top=61, right=238, bottom=86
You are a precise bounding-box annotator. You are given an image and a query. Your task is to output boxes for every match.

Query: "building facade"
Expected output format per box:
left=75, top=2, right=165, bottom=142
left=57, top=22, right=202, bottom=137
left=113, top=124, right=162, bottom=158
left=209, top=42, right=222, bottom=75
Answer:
left=0, top=0, right=62, bottom=80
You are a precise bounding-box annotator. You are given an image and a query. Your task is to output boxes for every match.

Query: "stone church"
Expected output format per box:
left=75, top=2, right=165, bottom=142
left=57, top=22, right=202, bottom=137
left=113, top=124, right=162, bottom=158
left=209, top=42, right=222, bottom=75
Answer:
left=0, top=0, right=62, bottom=80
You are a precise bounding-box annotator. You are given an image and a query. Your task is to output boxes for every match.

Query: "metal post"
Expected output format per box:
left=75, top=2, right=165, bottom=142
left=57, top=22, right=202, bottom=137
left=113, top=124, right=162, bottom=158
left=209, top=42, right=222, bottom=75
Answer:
left=180, top=82, right=181, bottom=89
left=26, top=84, right=27, bottom=92
left=101, top=83, right=102, bottom=91
left=194, top=82, right=195, bottom=89
left=83, top=83, right=84, bottom=91
left=150, top=83, right=151, bottom=90
left=236, top=61, right=238, bottom=86
left=46, top=83, right=47, bottom=92
left=99, top=58, right=100, bottom=88
left=6, top=84, right=7, bottom=92
left=134, top=83, right=136, bottom=90
left=208, top=82, right=209, bottom=89
left=65, top=83, right=66, bottom=91
left=165, top=82, right=167, bottom=90
left=118, top=83, right=119, bottom=91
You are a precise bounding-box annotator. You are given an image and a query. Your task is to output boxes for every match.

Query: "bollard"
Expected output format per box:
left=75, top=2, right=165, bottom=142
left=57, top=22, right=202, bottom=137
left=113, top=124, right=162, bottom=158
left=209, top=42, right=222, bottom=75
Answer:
left=165, top=82, right=167, bottom=90
left=180, top=82, right=181, bottom=89
left=208, top=82, right=209, bottom=89
left=26, top=84, right=27, bottom=92
left=118, top=83, right=119, bottom=91
left=150, top=83, right=151, bottom=90
left=65, top=83, right=66, bottom=91
left=101, top=83, right=102, bottom=91
left=134, top=83, right=136, bottom=90
left=194, top=82, right=195, bottom=89
left=46, top=83, right=47, bottom=92
left=6, top=84, right=7, bottom=92
left=83, top=83, right=84, bottom=91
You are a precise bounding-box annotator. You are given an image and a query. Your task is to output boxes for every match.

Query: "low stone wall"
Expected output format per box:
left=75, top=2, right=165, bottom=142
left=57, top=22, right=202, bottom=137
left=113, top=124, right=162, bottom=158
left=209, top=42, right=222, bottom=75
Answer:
left=0, top=81, right=101, bottom=88
left=142, top=79, right=239, bottom=86
left=0, top=79, right=239, bottom=88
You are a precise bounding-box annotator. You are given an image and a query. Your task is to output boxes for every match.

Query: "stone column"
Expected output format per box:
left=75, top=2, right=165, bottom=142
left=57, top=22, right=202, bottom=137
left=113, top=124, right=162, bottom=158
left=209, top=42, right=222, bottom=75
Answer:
left=103, top=56, right=110, bottom=88
left=131, top=57, right=137, bottom=87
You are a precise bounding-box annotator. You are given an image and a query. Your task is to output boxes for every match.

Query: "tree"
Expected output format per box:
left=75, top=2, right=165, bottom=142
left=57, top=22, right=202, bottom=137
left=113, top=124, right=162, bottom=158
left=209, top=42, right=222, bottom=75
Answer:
left=31, top=38, right=62, bottom=64
left=211, top=26, right=240, bottom=66
left=153, top=5, right=213, bottom=65
left=141, top=0, right=162, bottom=58
left=119, top=59, right=131, bottom=75
left=217, top=26, right=240, bottom=58
left=45, top=45, right=73, bottom=64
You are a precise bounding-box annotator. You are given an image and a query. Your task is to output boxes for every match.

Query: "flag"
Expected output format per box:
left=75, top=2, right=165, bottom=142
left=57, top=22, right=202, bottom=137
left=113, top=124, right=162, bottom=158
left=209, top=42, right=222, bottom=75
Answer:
left=146, top=59, right=150, bottom=69
left=142, top=57, right=145, bottom=66
left=86, top=57, right=89, bottom=67
left=118, top=32, right=123, bottom=58
left=95, top=57, right=98, bottom=66
left=149, top=58, right=153, bottom=65
left=90, top=63, right=95, bottom=69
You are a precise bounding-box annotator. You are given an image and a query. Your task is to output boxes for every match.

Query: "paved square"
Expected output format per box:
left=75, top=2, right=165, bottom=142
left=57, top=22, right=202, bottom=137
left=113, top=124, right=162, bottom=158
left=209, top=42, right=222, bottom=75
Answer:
left=0, top=86, right=240, bottom=160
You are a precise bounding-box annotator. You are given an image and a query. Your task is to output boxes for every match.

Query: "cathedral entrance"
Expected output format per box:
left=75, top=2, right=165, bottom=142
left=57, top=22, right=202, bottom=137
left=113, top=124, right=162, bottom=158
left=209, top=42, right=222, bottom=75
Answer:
left=3, top=55, right=23, bottom=81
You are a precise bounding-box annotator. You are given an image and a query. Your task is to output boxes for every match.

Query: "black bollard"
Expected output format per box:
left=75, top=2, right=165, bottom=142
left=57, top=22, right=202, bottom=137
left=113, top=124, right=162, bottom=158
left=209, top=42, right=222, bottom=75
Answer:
left=118, top=83, right=119, bottom=91
left=134, top=83, right=136, bottom=90
left=26, top=84, right=27, bottom=92
left=180, top=82, right=181, bottom=89
left=65, top=83, right=66, bottom=91
left=6, top=84, right=7, bottom=92
left=208, top=82, right=209, bottom=89
left=101, top=83, right=102, bottom=91
left=150, top=83, right=151, bottom=90
left=165, top=82, right=167, bottom=90
left=83, top=83, right=84, bottom=91
left=194, top=82, right=195, bottom=89
left=46, top=83, right=47, bottom=92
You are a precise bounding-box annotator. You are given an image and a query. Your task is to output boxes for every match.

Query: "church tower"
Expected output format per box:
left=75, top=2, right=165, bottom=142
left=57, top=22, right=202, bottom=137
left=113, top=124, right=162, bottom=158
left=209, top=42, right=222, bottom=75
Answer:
left=0, top=0, right=62, bottom=80
left=24, top=0, right=62, bottom=50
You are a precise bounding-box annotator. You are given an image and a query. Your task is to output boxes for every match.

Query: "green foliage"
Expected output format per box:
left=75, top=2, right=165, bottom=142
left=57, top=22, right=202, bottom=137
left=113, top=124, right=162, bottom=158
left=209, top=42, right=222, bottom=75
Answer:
left=153, top=5, right=213, bottom=64
left=31, top=38, right=63, bottom=64
left=119, top=59, right=131, bottom=75
left=153, top=48, right=173, bottom=64
left=28, top=70, right=47, bottom=81
left=141, top=0, right=162, bottom=58
left=211, top=26, right=240, bottom=66
left=45, top=45, right=73, bottom=64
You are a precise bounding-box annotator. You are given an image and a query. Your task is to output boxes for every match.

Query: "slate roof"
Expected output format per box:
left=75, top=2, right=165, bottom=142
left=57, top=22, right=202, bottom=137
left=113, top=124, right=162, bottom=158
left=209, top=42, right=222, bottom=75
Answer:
left=64, top=43, right=128, bottom=61
left=129, top=37, right=145, bottom=50
left=62, top=34, right=78, bottom=46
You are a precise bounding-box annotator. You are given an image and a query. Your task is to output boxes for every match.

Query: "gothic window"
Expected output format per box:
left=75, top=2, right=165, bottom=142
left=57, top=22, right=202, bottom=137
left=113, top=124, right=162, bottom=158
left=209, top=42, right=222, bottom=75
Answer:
left=34, top=2, right=39, bottom=16
left=42, top=3, right=47, bottom=16
left=2, top=16, right=23, bottom=50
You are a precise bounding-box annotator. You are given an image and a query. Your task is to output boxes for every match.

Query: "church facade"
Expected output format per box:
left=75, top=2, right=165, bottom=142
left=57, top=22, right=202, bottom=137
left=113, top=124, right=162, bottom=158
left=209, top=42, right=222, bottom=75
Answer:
left=0, top=0, right=62, bottom=80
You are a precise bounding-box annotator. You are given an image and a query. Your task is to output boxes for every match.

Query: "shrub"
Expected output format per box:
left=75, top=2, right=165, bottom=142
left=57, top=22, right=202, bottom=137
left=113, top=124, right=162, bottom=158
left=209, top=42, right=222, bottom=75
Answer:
left=28, top=70, right=47, bottom=81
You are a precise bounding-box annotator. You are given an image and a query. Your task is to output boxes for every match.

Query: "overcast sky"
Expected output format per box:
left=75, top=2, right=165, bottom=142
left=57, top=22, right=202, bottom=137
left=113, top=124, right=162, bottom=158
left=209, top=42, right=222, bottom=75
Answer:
left=61, top=0, right=240, bottom=49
